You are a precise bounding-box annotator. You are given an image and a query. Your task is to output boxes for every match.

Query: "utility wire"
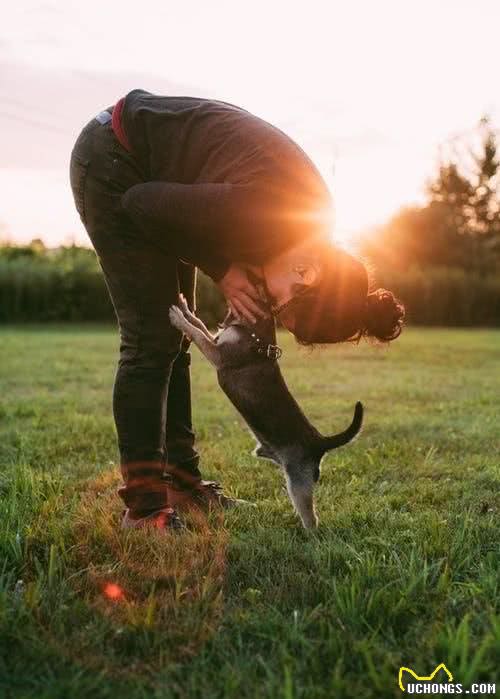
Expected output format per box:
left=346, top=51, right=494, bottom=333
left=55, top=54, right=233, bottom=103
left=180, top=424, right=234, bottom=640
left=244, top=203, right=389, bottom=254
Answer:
left=0, top=110, right=70, bottom=134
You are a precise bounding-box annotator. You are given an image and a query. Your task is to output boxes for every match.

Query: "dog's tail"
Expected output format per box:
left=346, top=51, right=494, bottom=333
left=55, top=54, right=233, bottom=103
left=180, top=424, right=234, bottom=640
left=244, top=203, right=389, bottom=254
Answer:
left=320, top=401, right=363, bottom=453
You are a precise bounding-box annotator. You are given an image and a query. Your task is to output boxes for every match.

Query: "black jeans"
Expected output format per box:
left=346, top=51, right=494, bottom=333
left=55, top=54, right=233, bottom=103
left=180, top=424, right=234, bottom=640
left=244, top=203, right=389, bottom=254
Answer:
left=69, top=112, right=201, bottom=514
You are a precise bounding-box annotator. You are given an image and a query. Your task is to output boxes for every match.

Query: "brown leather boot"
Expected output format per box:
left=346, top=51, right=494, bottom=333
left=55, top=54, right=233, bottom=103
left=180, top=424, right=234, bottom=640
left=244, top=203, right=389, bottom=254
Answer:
left=121, top=507, right=183, bottom=530
left=163, top=465, right=252, bottom=512
left=118, top=461, right=185, bottom=529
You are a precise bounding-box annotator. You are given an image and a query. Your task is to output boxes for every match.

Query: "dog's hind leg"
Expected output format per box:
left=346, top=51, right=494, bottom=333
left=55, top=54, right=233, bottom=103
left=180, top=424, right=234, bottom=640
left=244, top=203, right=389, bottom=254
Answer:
left=169, top=306, right=222, bottom=368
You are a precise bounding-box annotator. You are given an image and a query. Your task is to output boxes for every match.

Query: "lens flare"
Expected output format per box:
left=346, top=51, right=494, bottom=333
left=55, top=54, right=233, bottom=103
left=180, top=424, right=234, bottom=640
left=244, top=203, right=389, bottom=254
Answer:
left=103, top=582, right=125, bottom=601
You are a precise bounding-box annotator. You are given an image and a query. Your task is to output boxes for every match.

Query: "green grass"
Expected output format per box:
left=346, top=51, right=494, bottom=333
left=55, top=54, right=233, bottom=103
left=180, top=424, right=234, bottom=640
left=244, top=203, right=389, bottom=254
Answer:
left=0, top=325, right=499, bottom=699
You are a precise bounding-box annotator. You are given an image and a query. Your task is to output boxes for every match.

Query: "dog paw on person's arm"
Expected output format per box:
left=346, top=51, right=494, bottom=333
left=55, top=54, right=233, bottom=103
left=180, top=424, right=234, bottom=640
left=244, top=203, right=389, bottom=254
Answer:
left=216, top=265, right=269, bottom=324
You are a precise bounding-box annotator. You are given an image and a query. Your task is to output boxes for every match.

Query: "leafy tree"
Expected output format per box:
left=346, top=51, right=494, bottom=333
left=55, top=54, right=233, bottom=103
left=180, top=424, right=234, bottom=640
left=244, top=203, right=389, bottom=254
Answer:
left=426, top=116, right=500, bottom=271
left=364, top=117, right=500, bottom=275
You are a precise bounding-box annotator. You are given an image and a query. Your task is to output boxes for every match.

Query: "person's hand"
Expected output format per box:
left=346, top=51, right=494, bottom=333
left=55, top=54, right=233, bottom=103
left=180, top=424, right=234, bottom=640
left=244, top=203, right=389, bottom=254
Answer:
left=216, top=265, right=269, bottom=323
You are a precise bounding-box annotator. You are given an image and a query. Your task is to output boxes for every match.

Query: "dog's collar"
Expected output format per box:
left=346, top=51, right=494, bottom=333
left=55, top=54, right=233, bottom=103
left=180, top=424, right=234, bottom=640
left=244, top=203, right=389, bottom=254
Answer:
left=248, top=330, right=283, bottom=360
left=219, top=272, right=283, bottom=360
left=220, top=307, right=283, bottom=361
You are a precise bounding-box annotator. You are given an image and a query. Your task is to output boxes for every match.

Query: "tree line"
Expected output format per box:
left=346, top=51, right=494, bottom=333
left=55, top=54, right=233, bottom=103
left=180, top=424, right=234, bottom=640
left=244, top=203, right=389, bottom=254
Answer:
left=0, top=242, right=225, bottom=326
left=360, top=117, right=500, bottom=325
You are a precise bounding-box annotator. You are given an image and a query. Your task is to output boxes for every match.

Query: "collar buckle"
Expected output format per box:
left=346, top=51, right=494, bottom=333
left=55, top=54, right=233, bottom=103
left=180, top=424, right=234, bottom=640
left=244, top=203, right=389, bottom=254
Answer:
left=264, top=344, right=282, bottom=360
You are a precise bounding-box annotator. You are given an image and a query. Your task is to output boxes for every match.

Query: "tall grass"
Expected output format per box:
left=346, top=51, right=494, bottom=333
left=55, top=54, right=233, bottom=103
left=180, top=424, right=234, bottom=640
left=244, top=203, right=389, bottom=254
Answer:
left=378, top=266, right=500, bottom=326
left=1, top=245, right=499, bottom=326
left=0, top=255, right=113, bottom=322
left=0, top=246, right=226, bottom=325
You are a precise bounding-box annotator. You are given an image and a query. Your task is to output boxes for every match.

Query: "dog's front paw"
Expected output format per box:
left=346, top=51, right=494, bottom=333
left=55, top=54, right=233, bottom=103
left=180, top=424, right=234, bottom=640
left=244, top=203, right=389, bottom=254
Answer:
left=169, top=305, right=188, bottom=332
left=178, top=293, right=191, bottom=315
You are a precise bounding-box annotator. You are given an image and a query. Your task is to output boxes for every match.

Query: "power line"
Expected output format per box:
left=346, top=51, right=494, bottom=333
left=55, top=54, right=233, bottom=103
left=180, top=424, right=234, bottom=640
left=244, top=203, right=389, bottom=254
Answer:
left=0, top=110, right=70, bottom=135
left=0, top=93, right=68, bottom=122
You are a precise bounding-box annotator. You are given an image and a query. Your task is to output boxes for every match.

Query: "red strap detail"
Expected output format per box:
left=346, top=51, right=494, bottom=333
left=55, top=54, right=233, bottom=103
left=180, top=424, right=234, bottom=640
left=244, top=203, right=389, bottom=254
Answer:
left=111, top=97, right=132, bottom=152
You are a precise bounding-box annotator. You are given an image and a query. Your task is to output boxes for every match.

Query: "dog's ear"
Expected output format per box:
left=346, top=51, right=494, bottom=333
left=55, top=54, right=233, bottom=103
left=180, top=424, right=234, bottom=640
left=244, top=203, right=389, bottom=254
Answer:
left=253, top=444, right=278, bottom=463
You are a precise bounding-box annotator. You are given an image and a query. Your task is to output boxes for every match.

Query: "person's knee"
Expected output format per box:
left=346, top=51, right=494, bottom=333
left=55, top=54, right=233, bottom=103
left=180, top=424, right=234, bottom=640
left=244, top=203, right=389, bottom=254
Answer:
left=119, top=328, right=182, bottom=371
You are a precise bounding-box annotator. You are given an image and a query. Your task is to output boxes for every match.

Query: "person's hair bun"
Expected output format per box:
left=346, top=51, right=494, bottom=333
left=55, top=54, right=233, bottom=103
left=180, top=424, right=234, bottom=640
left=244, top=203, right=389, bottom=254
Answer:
left=362, top=289, right=405, bottom=342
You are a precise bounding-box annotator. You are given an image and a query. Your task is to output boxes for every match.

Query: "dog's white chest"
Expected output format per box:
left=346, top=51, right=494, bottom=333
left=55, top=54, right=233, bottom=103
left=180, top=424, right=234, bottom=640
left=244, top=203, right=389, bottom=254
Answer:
left=216, top=326, right=244, bottom=348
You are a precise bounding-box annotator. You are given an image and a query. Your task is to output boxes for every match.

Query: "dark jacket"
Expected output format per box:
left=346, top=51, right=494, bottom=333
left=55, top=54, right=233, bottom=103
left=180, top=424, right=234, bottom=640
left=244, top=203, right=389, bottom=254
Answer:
left=119, top=89, right=332, bottom=280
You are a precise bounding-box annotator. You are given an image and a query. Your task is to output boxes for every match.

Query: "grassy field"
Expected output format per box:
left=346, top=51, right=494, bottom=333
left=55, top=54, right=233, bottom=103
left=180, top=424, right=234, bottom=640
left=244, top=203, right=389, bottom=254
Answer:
left=0, top=325, right=499, bottom=699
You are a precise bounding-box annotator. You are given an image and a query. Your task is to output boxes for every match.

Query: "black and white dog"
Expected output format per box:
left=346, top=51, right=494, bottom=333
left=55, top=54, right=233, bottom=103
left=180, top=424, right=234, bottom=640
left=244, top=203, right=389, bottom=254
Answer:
left=169, top=295, right=362, bottom=528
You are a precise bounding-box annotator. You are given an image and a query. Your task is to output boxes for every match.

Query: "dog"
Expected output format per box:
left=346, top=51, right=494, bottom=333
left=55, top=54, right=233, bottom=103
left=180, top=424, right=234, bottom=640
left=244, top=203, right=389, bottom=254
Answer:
left=169, top=294, right=363, bottom=528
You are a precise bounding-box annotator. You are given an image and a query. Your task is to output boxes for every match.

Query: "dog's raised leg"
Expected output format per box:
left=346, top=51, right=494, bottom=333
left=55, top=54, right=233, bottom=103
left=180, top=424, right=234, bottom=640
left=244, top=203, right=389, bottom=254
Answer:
left=169, top=305, right=221, bottom=368
left=177, top=294, right=214, bottom=338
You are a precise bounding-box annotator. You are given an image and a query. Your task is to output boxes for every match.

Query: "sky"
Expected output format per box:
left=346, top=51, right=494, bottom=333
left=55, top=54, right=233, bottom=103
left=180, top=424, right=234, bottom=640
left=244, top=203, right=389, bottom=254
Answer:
left=1, top=0, right=499, bottom=247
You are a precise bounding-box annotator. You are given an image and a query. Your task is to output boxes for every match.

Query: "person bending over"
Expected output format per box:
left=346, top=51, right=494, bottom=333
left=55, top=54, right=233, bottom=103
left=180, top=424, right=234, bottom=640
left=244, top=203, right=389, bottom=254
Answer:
left=70, top=89, right=404, bottom=530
